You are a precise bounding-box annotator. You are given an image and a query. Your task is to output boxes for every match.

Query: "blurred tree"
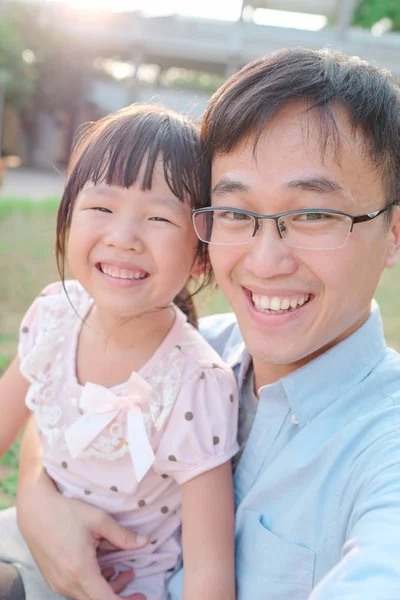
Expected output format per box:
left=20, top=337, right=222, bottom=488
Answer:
left=354, top=0, right=400, bottom=31
left=241, top=0, right=400, bottom=31
left=0, top=1, right=94, bottom=166
left=0, top=6, right=33, bottom=107
left=163, top=68, right=224, bottom=94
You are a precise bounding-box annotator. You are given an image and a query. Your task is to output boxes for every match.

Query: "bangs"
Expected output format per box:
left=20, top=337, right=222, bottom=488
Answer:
left=56, top=104, right=211, bottom=280
left=65, top=104, right=204, bottom=209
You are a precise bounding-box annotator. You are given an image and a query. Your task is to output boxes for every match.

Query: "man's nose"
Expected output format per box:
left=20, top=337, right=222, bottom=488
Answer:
left=243, top=218, right=298, bottom=278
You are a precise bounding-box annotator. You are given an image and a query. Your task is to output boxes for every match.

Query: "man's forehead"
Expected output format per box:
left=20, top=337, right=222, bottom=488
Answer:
left=211, top=100, right=367, bottom=169
left=210, top=136, right=385, bottom=211
left=211, top=105, right=382, bottom=194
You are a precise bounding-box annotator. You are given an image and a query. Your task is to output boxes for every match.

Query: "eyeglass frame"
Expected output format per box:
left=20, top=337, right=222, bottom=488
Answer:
left=191, top=202, right=396, bottom=248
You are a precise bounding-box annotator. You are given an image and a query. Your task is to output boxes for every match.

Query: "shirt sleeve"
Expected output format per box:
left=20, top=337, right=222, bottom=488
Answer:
left=18, top=296, right=41, bottom=361
left=18, top=282, right=63, bottom=364
left=310, top=430, right=400, bottom=600
left=168, top=567, right=184, bottom=600
left=153, top=365, right=239, bottom=485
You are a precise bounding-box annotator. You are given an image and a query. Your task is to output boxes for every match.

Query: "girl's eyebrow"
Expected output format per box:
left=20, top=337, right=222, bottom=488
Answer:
left=82, top=187, right=188, bottom=211
left=82, top=185, right=118, bottom=198
left=150, top=196, right=189, bottom=213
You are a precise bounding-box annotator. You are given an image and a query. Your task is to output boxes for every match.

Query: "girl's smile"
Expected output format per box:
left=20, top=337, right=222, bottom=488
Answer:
left=96, top=262, right=150, bottom=287
left=67, top=172, right=199, bottom=322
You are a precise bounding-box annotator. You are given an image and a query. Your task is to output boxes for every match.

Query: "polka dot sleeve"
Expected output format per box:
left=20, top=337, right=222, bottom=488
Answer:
left=18, top=295, right=41, bottom=361
left=153, top=366, right=239, bottom=485
left=18, top=281, right=64, bottom=362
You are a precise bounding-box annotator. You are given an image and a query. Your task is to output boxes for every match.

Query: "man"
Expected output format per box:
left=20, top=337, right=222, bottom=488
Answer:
left=1, top=46, right=400, bottom=599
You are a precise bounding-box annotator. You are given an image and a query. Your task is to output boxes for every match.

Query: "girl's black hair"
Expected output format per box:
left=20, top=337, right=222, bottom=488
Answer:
left=56, top=103, right=212, bottom=326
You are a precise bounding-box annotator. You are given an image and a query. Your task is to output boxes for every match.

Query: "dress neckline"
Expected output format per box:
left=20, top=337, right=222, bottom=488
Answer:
left=68, top=288, right=187, bottom=391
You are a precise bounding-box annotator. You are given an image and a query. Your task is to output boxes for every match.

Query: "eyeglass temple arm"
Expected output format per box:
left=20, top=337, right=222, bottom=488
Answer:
left=353, top=206, right=392, bottom=224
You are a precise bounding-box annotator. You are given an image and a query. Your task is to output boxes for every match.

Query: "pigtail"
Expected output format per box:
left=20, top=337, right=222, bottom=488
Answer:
left=174, top=286, right=198, bottom=328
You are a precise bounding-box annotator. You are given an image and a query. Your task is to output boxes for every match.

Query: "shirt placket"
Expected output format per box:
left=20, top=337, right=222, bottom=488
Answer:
left=234, top=384, right=290, bottom=506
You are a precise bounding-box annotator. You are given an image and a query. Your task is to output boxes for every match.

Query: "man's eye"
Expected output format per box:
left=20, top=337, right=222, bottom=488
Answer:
left=219, top=211, right=251, bottom=221
left=295, top=212, right=332, bottom=221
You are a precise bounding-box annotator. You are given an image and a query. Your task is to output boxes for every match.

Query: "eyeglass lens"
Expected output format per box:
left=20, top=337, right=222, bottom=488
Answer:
left=193, top=209, right=353, bottom=250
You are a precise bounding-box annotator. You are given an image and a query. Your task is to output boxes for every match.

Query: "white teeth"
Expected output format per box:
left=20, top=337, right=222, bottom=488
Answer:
left=251, top=293, right=310, bottom=313
left=270, top=297, right=281, bottom=311
left=260, top=296, right=270, bottom=310
left=281, top=298, right=290, bottom=310
left=101, top=265, right=147, bottom=280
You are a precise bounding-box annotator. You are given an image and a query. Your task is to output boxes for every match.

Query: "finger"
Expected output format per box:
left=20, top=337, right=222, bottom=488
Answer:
left=96, top=514, right=148, bottom=550
left=99, top=540, right=119, bottom=552
left=81, top=578, right=120, bottom=600
left=122, top=594, right=147, bottom=600
left=101, top=567, right=116, bottom=581
left=78, top=563, right=123, bottom=600
left=109, top=569, right=135, bottom=594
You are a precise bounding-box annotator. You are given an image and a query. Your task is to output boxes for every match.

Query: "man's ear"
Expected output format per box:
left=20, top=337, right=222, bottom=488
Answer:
left=385, top=205, right=400, bottom=269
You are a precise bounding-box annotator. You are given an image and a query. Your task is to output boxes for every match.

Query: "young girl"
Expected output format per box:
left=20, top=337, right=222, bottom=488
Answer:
left=0, top=104, right=238, bottom=600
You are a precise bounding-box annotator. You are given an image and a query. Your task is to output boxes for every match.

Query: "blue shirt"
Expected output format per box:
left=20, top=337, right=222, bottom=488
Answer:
left=169, top=304, right=400, bottom=599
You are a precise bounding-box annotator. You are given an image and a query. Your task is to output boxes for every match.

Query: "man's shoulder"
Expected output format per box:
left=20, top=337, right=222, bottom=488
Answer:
left=199, top=312, right=243, bottom=363
left=343, top=348, right=400, bottom=470
left=372, top=346, right=400, bottom=403
left=373, top=350, right=400, bottom=439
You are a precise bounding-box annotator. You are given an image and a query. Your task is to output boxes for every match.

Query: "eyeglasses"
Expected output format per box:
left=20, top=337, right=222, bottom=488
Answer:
left=192, top=204, right=395, bottom=250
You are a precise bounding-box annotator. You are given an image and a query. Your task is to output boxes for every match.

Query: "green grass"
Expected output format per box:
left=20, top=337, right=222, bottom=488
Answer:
left=0, top=199, right=399, bottom=507
left=0, top=199, right=230, bottom=507
left=0, top=440, right=21, bottom=507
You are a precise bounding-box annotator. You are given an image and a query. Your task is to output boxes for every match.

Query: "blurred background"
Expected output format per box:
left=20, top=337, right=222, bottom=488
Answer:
left=0, top=0, right=400, bottom=506
left=1, top=0, right=400, bottom=172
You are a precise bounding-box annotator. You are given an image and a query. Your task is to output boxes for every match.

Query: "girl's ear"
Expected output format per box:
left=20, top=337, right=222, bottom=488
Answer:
left=191, top=254, right=209, bottom=279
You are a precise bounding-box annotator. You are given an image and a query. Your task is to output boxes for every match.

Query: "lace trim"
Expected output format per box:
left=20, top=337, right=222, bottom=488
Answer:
left=79, top=347, right=186, bottom=461
left=21, top=291, right=187, bottom=460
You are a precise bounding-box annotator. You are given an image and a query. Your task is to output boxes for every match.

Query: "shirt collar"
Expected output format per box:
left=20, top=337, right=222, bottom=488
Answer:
left=226, top=342, right=252, bottom=390
left=227, top=302, right=387, bottom=425
left=278, top=302, right=387, bottom=426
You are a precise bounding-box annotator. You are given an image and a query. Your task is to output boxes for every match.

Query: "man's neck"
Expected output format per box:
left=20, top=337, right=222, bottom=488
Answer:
left=252, top=306, right=373, bottom=393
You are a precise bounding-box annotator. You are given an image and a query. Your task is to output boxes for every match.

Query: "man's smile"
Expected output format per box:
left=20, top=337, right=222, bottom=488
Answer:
left=250, top=292, right=312, bottom=314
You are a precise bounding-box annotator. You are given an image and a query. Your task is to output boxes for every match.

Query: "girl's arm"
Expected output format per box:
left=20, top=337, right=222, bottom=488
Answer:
left=0, top=356, right=30, bottom=456
left=17, top=418, right=149, bottom=600
left=181, top=461, right=236, bottom=600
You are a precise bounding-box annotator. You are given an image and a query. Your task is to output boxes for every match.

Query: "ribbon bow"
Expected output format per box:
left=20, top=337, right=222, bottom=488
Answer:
left=65, top=372, right=155, bottom=483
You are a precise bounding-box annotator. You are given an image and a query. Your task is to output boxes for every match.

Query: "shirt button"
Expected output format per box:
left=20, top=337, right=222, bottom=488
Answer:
left=291, top=414, right=299, bottom=425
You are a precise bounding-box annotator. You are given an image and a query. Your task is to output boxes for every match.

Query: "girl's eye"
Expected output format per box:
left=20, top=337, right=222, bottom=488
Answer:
left=149, top=216, right=172, bottom=223
left=92, top=207, right=112, bottom=213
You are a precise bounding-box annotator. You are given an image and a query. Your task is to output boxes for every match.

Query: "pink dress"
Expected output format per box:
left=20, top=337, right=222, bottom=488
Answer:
left=18, top=281, right=239, bottom=599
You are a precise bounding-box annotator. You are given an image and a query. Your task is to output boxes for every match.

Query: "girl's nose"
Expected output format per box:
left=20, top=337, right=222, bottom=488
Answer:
left=104, top=221, right=145, bottom=253
left=244, top=218, right=298, bottom=279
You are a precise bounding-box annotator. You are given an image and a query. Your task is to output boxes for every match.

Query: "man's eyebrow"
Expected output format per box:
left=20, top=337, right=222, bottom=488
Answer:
left=285, top=176, right=347, bottom=197
left=212, top=177, right=251, bottom=196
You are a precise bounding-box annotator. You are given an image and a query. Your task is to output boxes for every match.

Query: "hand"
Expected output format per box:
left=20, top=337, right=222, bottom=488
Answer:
left=102, top=568, right=147, bottom=599
left=17, top=480, right=148, bottom=600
